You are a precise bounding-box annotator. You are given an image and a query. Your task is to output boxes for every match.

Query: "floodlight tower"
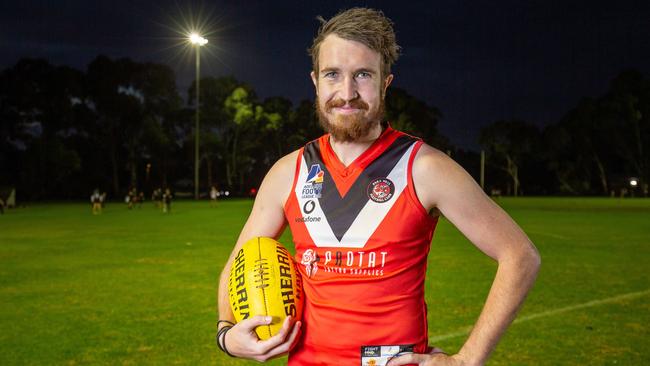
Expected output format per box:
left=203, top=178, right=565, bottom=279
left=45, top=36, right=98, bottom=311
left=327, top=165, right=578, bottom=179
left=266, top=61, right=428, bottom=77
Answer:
left=189, top=33, right=208, bottom=200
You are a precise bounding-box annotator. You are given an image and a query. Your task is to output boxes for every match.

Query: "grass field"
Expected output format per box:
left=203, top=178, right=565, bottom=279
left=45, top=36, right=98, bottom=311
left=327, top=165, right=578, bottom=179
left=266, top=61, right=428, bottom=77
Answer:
left=1, top=198, right=648, bottom=365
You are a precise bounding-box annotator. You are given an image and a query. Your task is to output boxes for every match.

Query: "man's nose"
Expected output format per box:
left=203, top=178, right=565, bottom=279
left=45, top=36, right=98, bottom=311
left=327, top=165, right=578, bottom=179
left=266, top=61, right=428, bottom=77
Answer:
left=339, top=76, right=358, bottom=102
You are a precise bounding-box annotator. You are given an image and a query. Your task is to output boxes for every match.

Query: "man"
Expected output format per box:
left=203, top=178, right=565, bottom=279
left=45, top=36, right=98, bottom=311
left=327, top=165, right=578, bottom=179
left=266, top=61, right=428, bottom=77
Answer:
left=217, top=8, right=540, bottom=366
left=162, top=188, right=173, bottom=214
left=90, top=188, right=102, bottom=215
left=152, top=187, right=162, bottom=208
left=210, top=185, right=219, bottom=207
left=127, top=187, right=137, bottom=210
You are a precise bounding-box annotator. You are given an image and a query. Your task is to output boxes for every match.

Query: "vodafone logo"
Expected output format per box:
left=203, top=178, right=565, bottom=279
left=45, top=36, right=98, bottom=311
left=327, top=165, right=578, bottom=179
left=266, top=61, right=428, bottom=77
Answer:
left=296, top=199, right=321, bottom=223
left=302, top=200, right=315, bottom=214
left=367, top=178, right=395, bottom=203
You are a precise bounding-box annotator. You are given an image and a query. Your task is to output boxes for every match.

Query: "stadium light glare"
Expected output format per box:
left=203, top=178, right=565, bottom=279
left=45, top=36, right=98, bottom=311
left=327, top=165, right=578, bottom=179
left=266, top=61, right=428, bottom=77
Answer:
left=629, top=178, right=638, bottom=187
left=189, top=33, right=208, bottom=46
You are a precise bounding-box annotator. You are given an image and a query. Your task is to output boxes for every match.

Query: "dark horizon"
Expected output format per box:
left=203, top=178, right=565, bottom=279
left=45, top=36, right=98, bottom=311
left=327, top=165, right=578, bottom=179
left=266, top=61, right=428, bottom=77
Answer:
left=2, top=0, right=649, bottom=150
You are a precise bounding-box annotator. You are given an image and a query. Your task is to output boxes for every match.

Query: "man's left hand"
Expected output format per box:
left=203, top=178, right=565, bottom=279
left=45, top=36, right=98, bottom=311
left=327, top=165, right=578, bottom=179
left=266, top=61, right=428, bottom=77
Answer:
left=387, top=353, right=473, bottom=366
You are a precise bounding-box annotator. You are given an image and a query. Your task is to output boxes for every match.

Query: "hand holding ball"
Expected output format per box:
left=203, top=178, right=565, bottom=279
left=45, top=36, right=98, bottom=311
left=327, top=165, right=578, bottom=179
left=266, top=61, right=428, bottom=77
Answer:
left=228, top=237, right=304, bottom=340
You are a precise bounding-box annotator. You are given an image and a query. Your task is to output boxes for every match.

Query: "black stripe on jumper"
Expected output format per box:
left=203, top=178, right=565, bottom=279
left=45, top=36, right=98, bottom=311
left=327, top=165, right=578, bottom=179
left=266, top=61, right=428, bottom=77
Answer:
left=302, top=134, right=417, bottom=241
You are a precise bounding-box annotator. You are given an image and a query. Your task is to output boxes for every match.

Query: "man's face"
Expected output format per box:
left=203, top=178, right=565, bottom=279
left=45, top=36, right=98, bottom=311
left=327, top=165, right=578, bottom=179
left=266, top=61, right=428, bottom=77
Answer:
left=311, top=34, right=393, bottom=142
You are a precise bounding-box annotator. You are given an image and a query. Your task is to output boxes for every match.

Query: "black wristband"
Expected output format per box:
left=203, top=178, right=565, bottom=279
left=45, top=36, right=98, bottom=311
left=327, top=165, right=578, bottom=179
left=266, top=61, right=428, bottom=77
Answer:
left=217, top=320, right=235, bottom=330
left=216, top=325, right=230, bottom=347
left=216, top=325, right=235, bottom=358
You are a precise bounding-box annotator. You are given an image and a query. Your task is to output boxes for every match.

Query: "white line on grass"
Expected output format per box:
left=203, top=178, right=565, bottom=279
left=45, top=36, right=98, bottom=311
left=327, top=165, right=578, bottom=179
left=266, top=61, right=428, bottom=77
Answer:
left=428, top=288, right=650, bottom=343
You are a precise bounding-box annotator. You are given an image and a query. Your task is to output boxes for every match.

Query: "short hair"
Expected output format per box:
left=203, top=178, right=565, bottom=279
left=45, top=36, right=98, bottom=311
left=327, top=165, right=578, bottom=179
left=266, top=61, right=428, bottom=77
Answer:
left=309, top=7, right=400, bottom=78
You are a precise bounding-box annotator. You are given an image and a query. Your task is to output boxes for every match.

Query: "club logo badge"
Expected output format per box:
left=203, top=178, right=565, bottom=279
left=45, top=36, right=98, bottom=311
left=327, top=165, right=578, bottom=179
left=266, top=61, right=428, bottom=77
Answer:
left=367, top=178, right=395, bottom=203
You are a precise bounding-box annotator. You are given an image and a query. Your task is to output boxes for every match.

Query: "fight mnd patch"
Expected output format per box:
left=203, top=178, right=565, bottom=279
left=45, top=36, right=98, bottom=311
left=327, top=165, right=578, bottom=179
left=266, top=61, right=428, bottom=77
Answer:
left=361, top=344, right=414, bottom=366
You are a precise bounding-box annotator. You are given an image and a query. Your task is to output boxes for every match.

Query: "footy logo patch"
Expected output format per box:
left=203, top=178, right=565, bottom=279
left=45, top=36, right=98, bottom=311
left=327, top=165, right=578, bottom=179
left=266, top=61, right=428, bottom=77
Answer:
left=306, top=164, right=324, bottom=183
left=367, top=178, right=395, bottom=203
left=301, top=164, right=324, bottom=199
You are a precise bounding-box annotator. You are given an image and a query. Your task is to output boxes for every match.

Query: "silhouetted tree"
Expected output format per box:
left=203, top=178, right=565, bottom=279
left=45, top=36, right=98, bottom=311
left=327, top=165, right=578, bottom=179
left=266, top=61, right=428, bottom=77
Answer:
left=188, top=76, right=243, bottom=191
left=86, top=56, right=181, bottom=196
left=480, top=120, right=540, bottom=196
left=385, top=87, right=449, bottom=150
left=0, top=58, right=87, bottom=198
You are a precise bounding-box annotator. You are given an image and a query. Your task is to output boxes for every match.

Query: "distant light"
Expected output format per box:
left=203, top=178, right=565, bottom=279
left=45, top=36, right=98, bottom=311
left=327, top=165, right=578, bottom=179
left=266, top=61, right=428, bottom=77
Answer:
left=225, top=191, right=230, bottom=196
left=189, top=33, right=208, bottom=46
left=629, top=178, right=638, bottom=187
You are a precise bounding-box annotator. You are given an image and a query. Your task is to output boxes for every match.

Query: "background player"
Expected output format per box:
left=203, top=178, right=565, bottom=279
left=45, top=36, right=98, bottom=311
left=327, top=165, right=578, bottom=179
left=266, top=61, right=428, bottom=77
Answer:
left=90, top=188, right=102, bottom=215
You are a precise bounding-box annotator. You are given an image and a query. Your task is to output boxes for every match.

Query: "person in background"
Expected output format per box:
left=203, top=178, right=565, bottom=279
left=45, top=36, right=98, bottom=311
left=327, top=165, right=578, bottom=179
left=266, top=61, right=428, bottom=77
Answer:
left=137, top=191, right=145, bottom=209
left=152, top=188, right=162, bottom=209
left=162, top=188, right=173, bottom=213
left=90, top=188, right=102, bottom=215
left=210, top=185, right=219, bottom=207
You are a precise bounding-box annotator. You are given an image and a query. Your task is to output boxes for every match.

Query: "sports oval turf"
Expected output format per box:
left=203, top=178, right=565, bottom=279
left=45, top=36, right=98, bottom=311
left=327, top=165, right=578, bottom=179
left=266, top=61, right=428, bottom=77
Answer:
left=0, top=197, right=648, bottom=365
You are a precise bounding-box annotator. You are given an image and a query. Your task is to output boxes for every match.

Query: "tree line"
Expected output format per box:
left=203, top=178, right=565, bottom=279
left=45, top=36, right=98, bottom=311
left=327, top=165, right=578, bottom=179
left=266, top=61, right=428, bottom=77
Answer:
left=480, top=70, right=649, bottom=196
left=1, top=56, right=648, bottom=200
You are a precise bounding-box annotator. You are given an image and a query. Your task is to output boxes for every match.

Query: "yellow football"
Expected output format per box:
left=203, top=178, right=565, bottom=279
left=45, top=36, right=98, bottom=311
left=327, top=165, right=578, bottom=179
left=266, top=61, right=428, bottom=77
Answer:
left=228, top=237, right=304, bottom=340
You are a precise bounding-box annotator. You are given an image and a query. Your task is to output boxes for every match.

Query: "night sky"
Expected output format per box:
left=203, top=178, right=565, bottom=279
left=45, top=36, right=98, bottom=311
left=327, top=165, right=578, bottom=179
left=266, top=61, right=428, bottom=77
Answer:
left=2, top=0, right=649, bottom=149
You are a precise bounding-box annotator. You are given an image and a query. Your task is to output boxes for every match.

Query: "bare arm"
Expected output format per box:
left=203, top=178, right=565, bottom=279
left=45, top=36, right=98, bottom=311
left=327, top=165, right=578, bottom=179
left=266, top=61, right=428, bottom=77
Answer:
left=216, top=150, right=302, bottom=362
left=389, top=145, right=540, bottom=366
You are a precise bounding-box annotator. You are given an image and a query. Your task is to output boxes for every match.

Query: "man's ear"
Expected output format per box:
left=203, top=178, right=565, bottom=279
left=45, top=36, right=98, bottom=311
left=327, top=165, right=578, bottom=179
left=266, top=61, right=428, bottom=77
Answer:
left=310, top=71, right=318, bottom=95
left=383, top=74, right=394, bottom=95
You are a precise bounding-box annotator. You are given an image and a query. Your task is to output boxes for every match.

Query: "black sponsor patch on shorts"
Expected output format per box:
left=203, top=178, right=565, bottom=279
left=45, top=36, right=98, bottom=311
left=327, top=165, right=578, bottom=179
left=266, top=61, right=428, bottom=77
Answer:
left=360, top=344, right=414, bottom=366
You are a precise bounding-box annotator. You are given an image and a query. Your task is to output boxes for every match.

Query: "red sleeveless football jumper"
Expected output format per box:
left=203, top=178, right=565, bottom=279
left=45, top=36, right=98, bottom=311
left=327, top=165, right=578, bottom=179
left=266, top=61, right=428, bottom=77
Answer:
left=284, top=127, right=439, bottom=365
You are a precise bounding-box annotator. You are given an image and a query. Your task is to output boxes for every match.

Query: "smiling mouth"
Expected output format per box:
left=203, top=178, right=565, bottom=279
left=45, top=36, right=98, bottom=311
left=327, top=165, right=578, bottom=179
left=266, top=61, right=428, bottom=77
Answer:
left=333, top=106, right=362, bottom=114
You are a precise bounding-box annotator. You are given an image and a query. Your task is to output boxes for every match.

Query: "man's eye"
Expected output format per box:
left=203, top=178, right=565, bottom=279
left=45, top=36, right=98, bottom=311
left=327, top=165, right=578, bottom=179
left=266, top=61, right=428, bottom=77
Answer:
left=324, top=71, right=338, bottom=79
left=356, top=72, right=371, bottom=79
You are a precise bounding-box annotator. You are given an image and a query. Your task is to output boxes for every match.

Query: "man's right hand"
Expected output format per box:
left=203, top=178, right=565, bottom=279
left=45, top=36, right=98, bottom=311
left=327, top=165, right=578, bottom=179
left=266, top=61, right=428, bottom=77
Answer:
left=223, top=315, right=302, bottom=362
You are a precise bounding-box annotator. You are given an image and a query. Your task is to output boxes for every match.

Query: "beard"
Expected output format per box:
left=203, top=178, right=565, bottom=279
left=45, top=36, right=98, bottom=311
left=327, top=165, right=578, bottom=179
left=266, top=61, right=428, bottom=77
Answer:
left=316, top=96, right=385, bottom=142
